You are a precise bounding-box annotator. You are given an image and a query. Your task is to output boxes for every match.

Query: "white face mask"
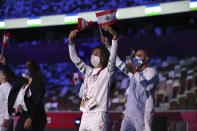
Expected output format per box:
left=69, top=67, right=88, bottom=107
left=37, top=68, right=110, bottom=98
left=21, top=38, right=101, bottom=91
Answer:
left=91, top=55, right=100, bottom=67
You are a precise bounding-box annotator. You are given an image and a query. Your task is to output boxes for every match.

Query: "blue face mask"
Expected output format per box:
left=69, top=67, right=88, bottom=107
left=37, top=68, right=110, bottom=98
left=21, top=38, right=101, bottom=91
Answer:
left=22, top=69, right=30, bottom=78
left=132, top=56, right=144, bottom=68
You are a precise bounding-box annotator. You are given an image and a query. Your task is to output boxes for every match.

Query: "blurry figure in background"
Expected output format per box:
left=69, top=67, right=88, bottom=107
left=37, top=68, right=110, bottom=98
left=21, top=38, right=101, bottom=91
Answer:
left=0, top=70, right=12, bottom=131
left=68, top=25, right=118, bottom=131
left=102, top=36, right=159, bottom=131
left=0, top=55, right=47, bottom=131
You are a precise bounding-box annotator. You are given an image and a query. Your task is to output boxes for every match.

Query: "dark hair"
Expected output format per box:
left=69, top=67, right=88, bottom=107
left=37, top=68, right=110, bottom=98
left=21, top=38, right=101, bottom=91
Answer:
left=0, top=70, right=12, bottom=84
left=26, top=61, right=45, bottom=88
left=136, top=49, right=149, bottom=57
left=92, top=45, right=110, bottom=68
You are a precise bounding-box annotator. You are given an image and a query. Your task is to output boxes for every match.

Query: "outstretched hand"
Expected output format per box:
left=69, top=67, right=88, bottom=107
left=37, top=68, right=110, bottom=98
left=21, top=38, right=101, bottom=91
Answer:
left=0, top=55, right=6, bottom=65
left=101, top=36, right=110, bottom=48
left=126, top=62, right=137, bottom=74
left=68, top=29, right=78, bottom=45
left=102, top=25, right=117, bottom=39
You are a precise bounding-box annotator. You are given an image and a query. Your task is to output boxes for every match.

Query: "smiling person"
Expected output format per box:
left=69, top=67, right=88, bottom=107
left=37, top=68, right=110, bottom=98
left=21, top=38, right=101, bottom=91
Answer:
left=0, top=56, right=47, bottom=131
left=68, top=25, right=118, bottom=131
left=102, top=36, right=159, bottom=131
left=0, top=70, right=12, bottom=131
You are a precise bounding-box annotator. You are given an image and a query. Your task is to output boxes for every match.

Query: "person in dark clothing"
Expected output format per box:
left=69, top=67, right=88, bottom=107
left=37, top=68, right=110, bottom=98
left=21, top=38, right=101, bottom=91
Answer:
left=0, top=55, right=47, bottom=131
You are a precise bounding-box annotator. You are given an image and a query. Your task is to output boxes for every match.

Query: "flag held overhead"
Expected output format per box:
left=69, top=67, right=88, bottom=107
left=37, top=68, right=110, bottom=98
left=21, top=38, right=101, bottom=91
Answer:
left=96, top=9, right=117, bottom=27
left=2, top=32, right=10, bottom=48
left=77, top=18, right=94, bottom=32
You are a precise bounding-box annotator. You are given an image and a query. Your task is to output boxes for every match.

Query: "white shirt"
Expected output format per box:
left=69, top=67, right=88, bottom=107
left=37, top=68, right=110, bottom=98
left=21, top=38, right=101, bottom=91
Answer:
left=69, top=39, right=118, bottom=112
left=115, top=56, right=159, bottom=121
left=13, top=85, right=29, bottom=111
left=0, top=82, right=12, bottom=121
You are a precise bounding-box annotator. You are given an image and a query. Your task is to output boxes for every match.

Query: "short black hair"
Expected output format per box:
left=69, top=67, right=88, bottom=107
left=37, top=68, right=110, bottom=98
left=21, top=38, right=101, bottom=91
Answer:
left=92, top=45, right=110, bottom=68
left=136, top=49, right=149, bottom=57
left=0, top=69, right=12, bottom=84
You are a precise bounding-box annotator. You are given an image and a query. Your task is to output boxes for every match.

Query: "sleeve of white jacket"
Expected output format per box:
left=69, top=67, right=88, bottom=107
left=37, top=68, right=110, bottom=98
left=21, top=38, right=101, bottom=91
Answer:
left=4, top=86, right=11, bottom=120
left=107, top=39, right=118, bottom=72
left=107, top=46, right=129, bottom=76
left=79, top=83, right=84, bottom=98
left=134, top=68, right=159, bottom=91
left=69, top=44, right=92, bottom=76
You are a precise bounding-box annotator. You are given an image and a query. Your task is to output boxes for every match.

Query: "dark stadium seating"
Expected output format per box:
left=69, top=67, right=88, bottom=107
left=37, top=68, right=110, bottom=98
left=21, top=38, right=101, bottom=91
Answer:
left=9, top=56, right=197, bottom=111
left=0, top=0, right=185, bottom=19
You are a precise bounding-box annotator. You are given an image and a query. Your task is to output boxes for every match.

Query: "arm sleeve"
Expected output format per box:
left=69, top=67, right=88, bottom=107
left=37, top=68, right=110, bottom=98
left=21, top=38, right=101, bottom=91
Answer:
left=107, top=39, right=118, bottom=72
left=79, top=83, right=84, bottom=98
left=69, top=44, right=92, bottom=76
left=4, top=86, right=12, bottom=120
left=134, top=68, right=159, bottom=91
left=107, top=46, right=130, bottom=76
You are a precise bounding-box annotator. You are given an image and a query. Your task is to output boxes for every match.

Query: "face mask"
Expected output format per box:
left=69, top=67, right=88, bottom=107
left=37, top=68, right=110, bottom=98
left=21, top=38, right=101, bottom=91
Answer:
left=133, top=56, right=144, bottom=68
left=91, top=55, right=100, bottom=67
left=22, top=69, right=30, bottom=78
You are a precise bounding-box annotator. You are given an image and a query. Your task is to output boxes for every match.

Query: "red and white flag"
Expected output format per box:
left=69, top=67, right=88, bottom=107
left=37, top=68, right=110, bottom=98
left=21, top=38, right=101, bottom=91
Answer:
left=96, top=9, right=117, bottom=27
left=2, top=32, right=10, bottom=48
left=78, top=18, right=94, bottom=32
left=72, top=72, right=82, bottom=86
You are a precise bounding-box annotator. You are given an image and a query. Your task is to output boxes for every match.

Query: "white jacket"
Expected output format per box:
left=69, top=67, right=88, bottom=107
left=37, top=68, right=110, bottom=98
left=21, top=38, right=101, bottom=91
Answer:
left=69, top=39, right=118, bottom=112
left=0, top=82, right=12, bottom=121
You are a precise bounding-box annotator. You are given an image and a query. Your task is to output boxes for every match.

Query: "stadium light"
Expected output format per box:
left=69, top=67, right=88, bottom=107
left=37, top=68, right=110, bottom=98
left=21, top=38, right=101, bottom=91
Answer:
left=74, top=118, right=81, bottom=127
left=190, top=0, right=197, bottom=11
left=64, top=14, right=79, bottom=25
left=145, top=4, right=161, bottom=16
left=27, top=17, right=41, bottom=27
left=0, top=20, right=5, bottom=29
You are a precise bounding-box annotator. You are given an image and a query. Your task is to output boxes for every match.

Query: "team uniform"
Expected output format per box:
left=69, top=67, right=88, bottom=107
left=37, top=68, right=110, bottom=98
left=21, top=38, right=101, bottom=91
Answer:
left=69, top=39, right=118, bottom=131
left=0, top=82, right=12, bottom=131
left=115, top=56, right=159, bottom=131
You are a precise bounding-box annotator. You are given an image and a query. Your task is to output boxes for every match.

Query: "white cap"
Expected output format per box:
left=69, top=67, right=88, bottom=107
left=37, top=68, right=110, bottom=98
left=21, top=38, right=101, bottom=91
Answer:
left=168, top=70, right=175, bottom=78
left=174, top=65, right=181, bottom=70
left=161, top=61, right=168, bottom=68
left=187, top=69, right=194, bottom=74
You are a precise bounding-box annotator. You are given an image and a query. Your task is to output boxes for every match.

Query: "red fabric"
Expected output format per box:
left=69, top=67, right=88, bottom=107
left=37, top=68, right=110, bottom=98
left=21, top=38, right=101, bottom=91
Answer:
left=77, top=18, right=83, bottom=32
left=88, top=21, right=94, bottom=26
left=1, top=32, right=10, bottom=48
left=96, top=9, right=117, bottom=17
left=72, top=72, right=75, bottom=86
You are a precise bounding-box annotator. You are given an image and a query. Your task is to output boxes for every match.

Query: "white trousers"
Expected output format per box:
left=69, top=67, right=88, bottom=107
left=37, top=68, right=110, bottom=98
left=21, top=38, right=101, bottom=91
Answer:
left=79, top=112, right=109, bottom=131
left=120, top=116, right=144, bottom=131
left=144, top=96, right=154, bottom=131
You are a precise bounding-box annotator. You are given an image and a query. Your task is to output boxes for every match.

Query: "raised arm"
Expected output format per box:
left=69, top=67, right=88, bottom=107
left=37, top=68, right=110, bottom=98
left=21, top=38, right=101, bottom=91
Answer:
left=101, top=36, right=129, bottom=76
left=101, top=25, right=118, bottom=73
left=68, top=30, right=92, bottom=76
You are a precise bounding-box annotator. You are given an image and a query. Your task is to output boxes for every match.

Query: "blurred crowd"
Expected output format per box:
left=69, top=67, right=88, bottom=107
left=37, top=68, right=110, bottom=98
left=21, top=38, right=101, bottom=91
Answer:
left=8, top=56, right=197, bottom=112
left=0, top=0, right=184, bottom=19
